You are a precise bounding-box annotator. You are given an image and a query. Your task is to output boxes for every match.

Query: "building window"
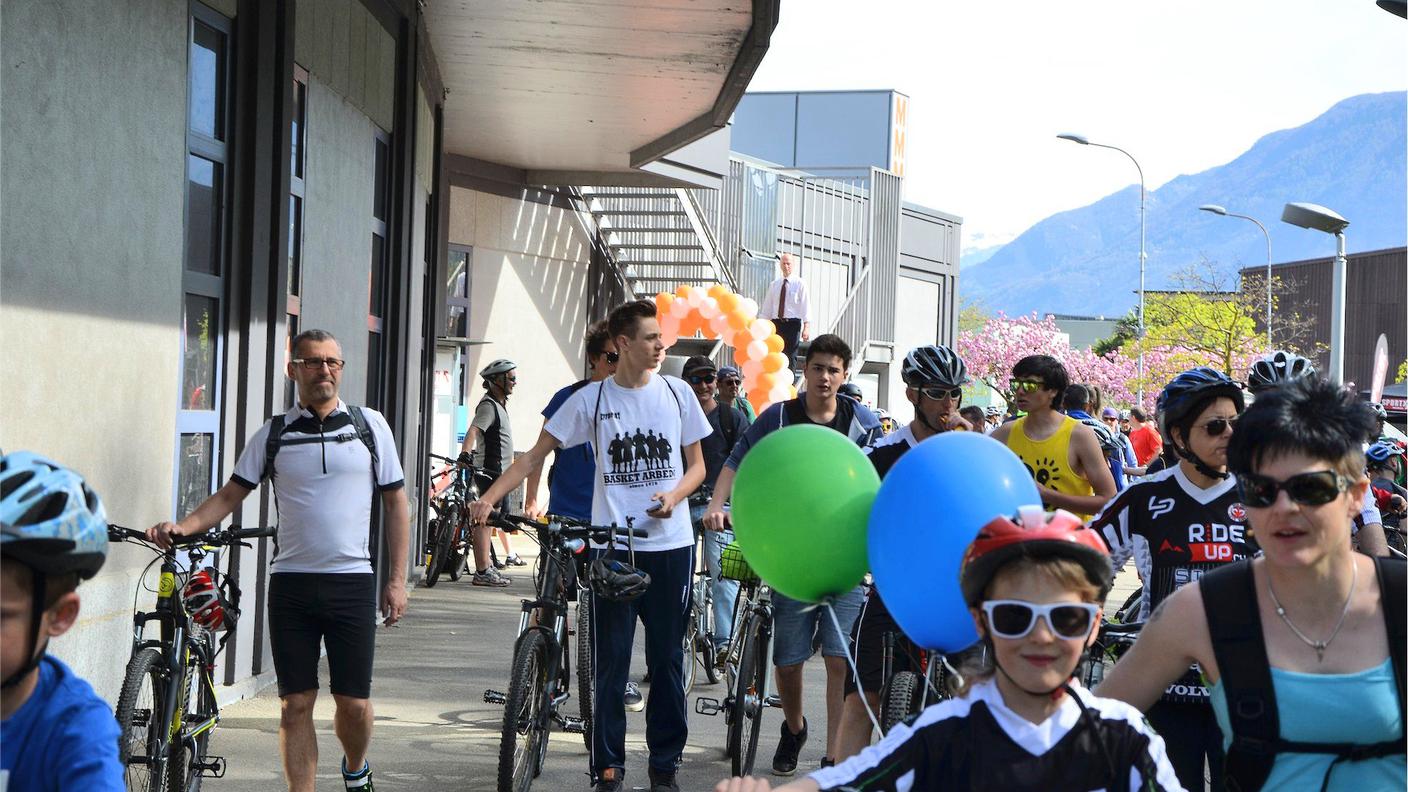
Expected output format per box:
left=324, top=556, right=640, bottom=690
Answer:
left=176, top=3, right=232, bottom=518
left=286, top=65, right=309, bottom=408
left=445, top=247, right=470, bottom=337
left=367, top=130, right=391, bottom=407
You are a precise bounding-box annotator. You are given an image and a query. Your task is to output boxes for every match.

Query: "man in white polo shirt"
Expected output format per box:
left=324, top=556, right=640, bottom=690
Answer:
left=148, top=328, right=408, bottom=792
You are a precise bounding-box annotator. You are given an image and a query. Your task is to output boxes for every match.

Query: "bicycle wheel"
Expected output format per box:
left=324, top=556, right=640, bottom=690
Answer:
left=728, top=622, right=769, bottom=776
left=169, top=657, right=217, bottom=792
left=682, top=613, right=698, bottom=695
left=498, top=629, right=551, bottom=792
left=881, top=671, right=920, bottom=734
left=424, top=516, right=453, bottom=588
left=700, top=592, right=720, bottom=685
left=447, top=519, right=467, bottom=582
left=576, top=595, right=594, bottom=751
left=116, top=646, right=170, bottom=792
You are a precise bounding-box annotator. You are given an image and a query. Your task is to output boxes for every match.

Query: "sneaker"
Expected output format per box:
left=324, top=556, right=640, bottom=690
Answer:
left=624, top=681, right=645, bottom=712
left=595, top=767, right=624, bottom=791
left=648, top=766, right=681, bottom=792
left=342, top=759, right=374, bottom=791
left=505, top=553, right=528, bottom=566
left=472, top=567, right=511, bottom=587
left=772, top=718, right=808, bottom=776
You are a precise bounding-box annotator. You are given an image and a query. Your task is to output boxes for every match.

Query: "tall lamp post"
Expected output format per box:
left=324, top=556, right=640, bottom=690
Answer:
left=1281, top=202, right=1350, bottom=383
left=1199, top=205, right=1273, bottom=346
left=1058, top=133, right=1147, bottom=404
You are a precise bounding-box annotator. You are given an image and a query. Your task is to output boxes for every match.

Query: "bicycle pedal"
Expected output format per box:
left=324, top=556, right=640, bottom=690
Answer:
left=763, top=694, right=782, bottom=708
left=694, top=697, right=724, bottom=716
left=559, top=716, right=586, bottom=734
left=483, top=689, right=507, bottom=705
left=193, top=756, right=227, bottom=778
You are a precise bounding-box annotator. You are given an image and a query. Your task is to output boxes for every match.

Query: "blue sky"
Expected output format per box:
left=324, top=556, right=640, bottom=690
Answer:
left=748, top=0, right=1407, bottom=251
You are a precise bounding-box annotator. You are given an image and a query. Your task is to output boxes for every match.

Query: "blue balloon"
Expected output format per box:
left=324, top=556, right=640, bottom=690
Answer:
left=868, top=431, right=1041, bottom=652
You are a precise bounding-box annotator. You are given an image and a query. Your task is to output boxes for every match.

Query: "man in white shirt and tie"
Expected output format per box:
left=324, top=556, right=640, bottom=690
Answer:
left=760, top=253, right=810, bottom=373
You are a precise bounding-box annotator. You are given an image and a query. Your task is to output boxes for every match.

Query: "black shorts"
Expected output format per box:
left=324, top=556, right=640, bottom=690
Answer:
left=268, top=573, right=377, bottom=698
left=845, top=588, right=923, bottom=697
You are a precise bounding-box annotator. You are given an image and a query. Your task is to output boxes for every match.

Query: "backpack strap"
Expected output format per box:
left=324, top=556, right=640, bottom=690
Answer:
left=720, top=399, right=739, bottom=452
left=1374, top=556, right=1406, bottom=724
left=1200, top=560, right=1280, bottom=792
left=262, top=415, right=286, bottom=483
left=347, top=405, right=380, bottom=470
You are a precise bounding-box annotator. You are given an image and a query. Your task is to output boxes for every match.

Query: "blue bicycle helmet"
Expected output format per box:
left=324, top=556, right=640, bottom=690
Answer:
left=0, top=451, right=109, bottom=579
left=1367, top=440, right=1404, bottom=466
left=0, top=451, right=109, bottom=689
left=1156, top=368, right=1245, bottom=480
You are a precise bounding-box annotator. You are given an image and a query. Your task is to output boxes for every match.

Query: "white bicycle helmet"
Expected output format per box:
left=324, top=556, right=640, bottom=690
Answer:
left=1247, top=351, right=1316, bottom=394
left=480, top=359, right=517, bottom=378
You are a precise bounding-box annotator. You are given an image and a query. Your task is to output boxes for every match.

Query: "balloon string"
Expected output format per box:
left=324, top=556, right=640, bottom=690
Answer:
left=822, top=600, right=883, bottom=737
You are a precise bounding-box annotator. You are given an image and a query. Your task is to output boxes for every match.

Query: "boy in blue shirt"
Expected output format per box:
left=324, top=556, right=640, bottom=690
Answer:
left=1, top=451, right=124, bottom=791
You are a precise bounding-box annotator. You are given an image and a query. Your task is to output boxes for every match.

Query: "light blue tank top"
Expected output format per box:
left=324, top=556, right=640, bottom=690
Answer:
left=1209, top=659, right=1405, bottom=791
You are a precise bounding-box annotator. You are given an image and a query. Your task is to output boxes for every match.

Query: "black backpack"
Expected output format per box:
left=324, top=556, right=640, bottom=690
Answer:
left=1199, top=557, right=1406, bottom=791
left=261, top=405, right=379, bottom=483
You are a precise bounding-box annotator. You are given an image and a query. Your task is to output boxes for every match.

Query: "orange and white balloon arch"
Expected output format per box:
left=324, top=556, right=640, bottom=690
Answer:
left=655, top=284, right=798, bottom=412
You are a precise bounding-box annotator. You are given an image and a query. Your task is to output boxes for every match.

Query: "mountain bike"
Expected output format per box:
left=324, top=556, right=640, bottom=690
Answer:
left=683, top=567, right=722, bottom=694
left=695, top=542, right=778, bottom=776
left=423, top=453, right=489, bottom=586
left=878, top=639, right=955, bottom=734
left=108, top=523, right=275, bottom=792
left=483, top=511, right=644, bottom=792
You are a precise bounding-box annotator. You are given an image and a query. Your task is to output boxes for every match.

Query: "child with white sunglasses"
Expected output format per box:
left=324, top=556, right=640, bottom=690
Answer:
left=714, top=506, right=1184, bottom=792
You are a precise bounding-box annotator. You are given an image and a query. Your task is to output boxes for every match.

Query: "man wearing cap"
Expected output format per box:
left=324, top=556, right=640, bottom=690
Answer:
left=682, top=356, right=751, bottom=654
left=716, top=365, right=755, bottom=421
left=759, top=253, right=811, bottom=373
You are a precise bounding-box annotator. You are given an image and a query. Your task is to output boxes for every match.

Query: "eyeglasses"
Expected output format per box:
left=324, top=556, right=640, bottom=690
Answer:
left=720, top=377, right=741, bottom=386
left=604, top=351, right=620, bottom=365
left=686, top=374, right=717, bottom=385
left=919, top=386, right=963, bottom=401
left=981, top=600, right=1100, bottom=640
left=1239, top=470, right=1350, bottom=508
left=1010, top=379, right=1046, bottom=393
left=504, top=376, right=518, bottom=384
left=292, top=357, right=345, bottom=371
left=1198, top=416, right=1238, bottom=436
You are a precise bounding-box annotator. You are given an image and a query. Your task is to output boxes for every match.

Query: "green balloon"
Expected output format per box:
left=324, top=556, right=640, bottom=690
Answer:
left=731, top=424, right=880, bottom=603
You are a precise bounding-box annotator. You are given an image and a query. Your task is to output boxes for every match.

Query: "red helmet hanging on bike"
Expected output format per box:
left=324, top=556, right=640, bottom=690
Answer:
left=960, top=506, right=1113, bottom=606
left=182, top=568, right=236, bottom=631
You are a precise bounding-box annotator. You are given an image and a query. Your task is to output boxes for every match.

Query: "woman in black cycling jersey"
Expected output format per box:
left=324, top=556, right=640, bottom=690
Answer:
left=1088, top=366, right=1252, bottom=791
left=714, top=508, right=1183, bottom=791
left=1098, top=377, right=1406, bottom=792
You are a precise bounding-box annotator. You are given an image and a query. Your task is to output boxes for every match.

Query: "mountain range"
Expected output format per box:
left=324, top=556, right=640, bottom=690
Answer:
left=962, top=92, right=1408, bottom=317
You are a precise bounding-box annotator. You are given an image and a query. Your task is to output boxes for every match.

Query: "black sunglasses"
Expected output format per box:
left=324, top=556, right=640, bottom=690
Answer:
left=1198, top=416, right=1238, bottom=436
left=919, top=386, right=963, bottom=401
left=687, top=374, right=717, bottom=385
left=604, top=351, right=620, bottom=364
left=1239, top=470, right=1349, bottom=508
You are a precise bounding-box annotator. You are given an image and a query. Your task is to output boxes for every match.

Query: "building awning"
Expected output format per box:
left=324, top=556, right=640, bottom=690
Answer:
left=426, top=0, right=776, bottom=187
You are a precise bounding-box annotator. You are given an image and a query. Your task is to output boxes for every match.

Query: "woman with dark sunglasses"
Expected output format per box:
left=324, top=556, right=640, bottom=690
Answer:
left=714, top=508, right=1183, bottom=792
left=1088, top=367, right=1253, bottom=790
left=1098, top=377, right=1406, bottom=792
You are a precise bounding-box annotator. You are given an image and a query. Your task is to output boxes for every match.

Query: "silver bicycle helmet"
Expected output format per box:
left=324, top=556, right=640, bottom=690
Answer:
left=480, top=358, right=517, bottom=378
left=901, top=345, right=969, bottom=389
left=1247, top=351, right=1315, bottom=394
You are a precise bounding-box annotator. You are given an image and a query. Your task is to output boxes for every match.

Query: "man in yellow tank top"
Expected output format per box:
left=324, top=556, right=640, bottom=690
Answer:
left=991, top=354, right=1116, bottom=520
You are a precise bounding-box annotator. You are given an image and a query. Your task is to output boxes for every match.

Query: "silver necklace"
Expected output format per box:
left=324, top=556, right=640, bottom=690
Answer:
left=1265, top=559, right=1358, bottom=662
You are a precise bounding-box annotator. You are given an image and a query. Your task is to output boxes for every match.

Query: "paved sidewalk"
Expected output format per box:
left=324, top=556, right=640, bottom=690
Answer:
left=213, top=561, right=1141, bottom=791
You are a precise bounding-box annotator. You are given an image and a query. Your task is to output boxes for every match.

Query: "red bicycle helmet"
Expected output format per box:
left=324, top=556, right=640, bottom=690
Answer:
left=960, top=506, right=1113, bottom=606
left=182, top=569, right=235, bottom=631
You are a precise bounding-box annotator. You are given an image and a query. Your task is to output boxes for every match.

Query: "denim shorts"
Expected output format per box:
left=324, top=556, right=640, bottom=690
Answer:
left=771, top=585, right=865, bottom=667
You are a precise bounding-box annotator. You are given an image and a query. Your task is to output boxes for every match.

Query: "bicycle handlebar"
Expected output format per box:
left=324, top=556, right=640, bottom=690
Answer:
left=108, top=524, right=276, bottom=547
left=488, top=510, right=647, bottom=541
left=1099, top=620, right=1146, bottom=636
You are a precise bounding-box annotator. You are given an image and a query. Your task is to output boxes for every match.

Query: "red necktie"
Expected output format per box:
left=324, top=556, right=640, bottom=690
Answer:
left=777, top=279, right=788, bottom=319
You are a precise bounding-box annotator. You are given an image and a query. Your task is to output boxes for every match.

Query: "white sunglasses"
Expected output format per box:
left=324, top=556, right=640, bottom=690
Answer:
left=981, top=599, right=1100, bottom=640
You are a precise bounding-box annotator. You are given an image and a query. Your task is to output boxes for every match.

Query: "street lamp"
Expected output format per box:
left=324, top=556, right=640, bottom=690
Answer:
left=1280, top=202, right=1350, bottom=383
left=1058, top=133, right=1147, bottom=404
left=1199, top=204, right=1273, bottom=346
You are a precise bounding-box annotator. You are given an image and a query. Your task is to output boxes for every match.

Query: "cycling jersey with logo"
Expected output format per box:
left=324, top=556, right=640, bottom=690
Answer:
left=1091, top=464, right=1256, bottom=703
left=808, top=678, right=1182, bottom=791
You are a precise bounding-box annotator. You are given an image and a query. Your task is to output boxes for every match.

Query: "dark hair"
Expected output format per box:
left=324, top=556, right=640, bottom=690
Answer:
left=0, top=558, right=80, bottom=609
left=1228, top=377, right=1374, bottom=479
left=1168, top=392, right=1240, bottom=451
left=1062, top=384, right=1091, bottom=412
left=585, top=320, right=611, bottom=359
left=607, top=300, right=656, bottom=342
left=291, top=328, right=339, bottom=358
left=804, top=333, right=852, bottom=370
left=1129, top=407, right=1149, bottom=423
left=960, top=405, right=986, bottom=426
left=1012, top=355, right=1068, bottom=397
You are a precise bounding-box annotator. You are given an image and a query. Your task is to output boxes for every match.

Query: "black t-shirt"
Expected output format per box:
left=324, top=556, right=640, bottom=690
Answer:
left=784, top=393, right=854, bottom=433
left=865, top=424, right=916, bottom=479
left=700, top=403, right=750, bottom=489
